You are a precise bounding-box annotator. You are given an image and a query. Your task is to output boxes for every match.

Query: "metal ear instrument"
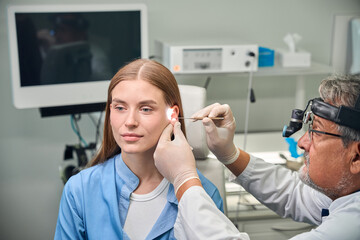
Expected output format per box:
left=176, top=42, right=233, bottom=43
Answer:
left=178, top=117, right=225, bottom=120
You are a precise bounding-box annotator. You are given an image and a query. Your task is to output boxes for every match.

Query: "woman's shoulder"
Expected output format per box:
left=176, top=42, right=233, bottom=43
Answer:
left=67, top=157, right=116, bottom=186
left=196, top=170, right=218, bottom=193
left=196, top=169, right=224, bottom=211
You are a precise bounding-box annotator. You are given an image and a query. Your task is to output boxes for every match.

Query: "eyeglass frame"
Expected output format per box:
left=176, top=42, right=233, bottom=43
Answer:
left=304, top=111, right=343, bottom=142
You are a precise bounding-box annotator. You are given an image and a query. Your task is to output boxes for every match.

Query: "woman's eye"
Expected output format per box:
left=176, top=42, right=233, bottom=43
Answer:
left=115, top=106, right=125, bottom=111
left=141, top=107, right=153, bottom=113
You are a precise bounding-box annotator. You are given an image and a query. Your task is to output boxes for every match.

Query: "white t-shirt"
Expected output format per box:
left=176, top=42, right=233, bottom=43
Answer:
left=124, top=178, right=170, bottom=239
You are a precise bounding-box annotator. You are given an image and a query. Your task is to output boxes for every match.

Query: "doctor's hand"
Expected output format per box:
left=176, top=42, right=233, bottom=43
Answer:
left=154, top=121, right=199, bottom=194
left=192, top=103, right=239, bottom=165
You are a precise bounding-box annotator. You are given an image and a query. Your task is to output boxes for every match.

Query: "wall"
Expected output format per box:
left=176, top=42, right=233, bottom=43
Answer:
left=0, top=0, right=359, bottom=239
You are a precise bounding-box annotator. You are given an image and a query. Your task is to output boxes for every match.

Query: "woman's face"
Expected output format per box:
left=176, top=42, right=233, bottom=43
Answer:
left=109, top=79, right=174, bottom=155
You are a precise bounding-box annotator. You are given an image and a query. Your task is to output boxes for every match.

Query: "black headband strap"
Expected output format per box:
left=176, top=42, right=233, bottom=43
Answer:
left=311, top=98, right=360, bottom=131
left=355, top=94, right=360, bottom=110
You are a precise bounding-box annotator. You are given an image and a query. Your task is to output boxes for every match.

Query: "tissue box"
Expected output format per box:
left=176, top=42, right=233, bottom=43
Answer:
left=278, top=49, right=311, bottom=67
left=258, top=47, right=275, bottom=67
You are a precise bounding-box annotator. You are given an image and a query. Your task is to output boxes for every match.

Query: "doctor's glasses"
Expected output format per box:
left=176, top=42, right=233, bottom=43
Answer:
left=304, top=112, right=343, bottom=143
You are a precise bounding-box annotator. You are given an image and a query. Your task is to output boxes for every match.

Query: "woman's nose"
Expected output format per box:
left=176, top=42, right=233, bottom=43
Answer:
left=125, top=110, right=139, bottom=127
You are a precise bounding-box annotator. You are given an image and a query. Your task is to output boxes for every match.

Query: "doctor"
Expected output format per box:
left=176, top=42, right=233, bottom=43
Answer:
left=154, top=75, right=360, bottom=239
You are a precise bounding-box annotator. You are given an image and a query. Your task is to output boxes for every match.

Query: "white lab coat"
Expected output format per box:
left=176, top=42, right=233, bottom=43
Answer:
left=175, top=155, right=360, bottom=239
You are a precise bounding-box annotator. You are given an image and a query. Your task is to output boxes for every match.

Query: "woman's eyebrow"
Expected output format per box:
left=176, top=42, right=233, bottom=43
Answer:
left=111, top=99, right=158, bottom=105
left=138, top=100, right=158, bottom=105
left=111, top=98, right=126, bottom=104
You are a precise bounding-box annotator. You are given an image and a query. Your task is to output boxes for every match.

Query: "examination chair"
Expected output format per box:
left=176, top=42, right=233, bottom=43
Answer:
left=178, top=85, right=227, bottom=213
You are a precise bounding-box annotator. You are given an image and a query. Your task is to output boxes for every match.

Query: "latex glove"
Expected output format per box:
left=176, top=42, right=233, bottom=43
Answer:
left=154, top=121, right=199, bottom=193
left=191, top=103, right=239, bottom=165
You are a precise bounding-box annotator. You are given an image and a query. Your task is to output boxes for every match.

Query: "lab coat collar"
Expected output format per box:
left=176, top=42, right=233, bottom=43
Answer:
left=329, top=190, right=360, bottom=211
left=320, top=190, right=360, bottom=222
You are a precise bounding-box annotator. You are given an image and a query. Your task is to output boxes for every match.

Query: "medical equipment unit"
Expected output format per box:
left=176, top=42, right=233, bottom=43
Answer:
left=7, top=4, right=148, bottom=116
left=282, top=95, right=360, bottom=138
left=154, top=40, right=258, bottom=74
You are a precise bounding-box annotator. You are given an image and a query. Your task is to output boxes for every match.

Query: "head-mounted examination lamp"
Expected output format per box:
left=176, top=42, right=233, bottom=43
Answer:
left=283, top=95, right=360, bottom=138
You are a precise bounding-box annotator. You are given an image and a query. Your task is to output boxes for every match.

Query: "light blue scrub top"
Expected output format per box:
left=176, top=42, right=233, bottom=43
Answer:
left=54, top=154, right=223, bottom=240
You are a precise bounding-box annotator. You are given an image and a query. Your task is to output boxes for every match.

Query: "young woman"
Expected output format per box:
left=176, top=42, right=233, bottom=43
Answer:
left=55, top=59, right=223, bottom=239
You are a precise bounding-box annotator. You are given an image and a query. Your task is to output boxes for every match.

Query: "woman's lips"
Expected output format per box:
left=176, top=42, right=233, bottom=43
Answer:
left=121, top=133, right=143, bottom=142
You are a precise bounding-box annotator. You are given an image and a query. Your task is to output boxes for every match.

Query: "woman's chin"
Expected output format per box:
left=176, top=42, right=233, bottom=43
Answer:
left=121, top=146, right=154, bottom=155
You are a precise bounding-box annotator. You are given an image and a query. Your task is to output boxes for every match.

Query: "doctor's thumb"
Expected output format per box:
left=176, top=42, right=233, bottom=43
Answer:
left=158, top=123, right=174, bottom=143
left=173, top=121, right=186, bottom=139
left=202, top=118, right=218, bottom=137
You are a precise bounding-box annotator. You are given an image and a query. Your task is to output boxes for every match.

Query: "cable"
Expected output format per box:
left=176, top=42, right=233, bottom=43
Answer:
left=70, top=114, right=88, bottom=147
left=235, top=52, right=257, bottom=227
left=87, top=112, right=103, bottom=145
left=87, top=112, right=102, bottom=154
left=204, top=76, right=212, bottom=89
left=88, top=113, right=97, bottom=126
left=94, top=111, right=104, bottom=148
left=243, top=54, right=256, bottom=150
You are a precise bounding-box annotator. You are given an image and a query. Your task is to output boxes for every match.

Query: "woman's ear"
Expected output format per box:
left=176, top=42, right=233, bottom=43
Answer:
left=170, top=105, right=179, bottom=121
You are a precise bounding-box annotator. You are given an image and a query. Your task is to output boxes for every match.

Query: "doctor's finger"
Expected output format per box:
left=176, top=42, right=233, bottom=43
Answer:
left=208, top=104, right=232, bottom=119
left=172, top=121, right=187, bottom=142
left=191, top=103, right=222, bottom=119
left=158, top=123, right=174, bottom=144
left=202, top=117, right=219, bottom=139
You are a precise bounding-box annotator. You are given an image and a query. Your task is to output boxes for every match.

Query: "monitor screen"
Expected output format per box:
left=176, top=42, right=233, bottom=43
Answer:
left=7, top=4, right=148, bottom=110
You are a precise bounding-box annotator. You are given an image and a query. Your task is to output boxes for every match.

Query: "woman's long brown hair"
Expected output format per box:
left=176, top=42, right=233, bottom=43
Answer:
left=88, top=59, right=186, bottom=167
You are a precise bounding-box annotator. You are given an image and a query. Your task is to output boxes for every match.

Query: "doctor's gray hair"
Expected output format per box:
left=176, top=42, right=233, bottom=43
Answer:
left=319, top=74, right=360, bottom=146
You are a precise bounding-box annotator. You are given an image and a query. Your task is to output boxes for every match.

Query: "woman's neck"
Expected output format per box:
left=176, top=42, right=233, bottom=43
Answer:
left=122, top=149, right=164, bottom=194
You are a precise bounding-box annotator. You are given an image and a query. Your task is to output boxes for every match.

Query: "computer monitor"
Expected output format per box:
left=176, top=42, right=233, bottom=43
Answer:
left=7, top=4, right=148, bottom=115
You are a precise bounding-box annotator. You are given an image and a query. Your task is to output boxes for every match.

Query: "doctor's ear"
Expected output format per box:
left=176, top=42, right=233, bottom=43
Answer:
left=350, top=142, right=360, bottom=175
